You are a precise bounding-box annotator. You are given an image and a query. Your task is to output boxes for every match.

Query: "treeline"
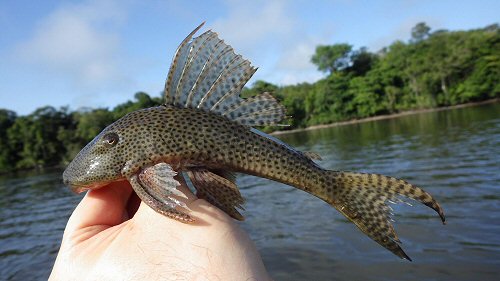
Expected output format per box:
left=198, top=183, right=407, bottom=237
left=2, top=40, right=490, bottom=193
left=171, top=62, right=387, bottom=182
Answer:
left=244, top=22, right=499, bottom=128
left=0, top=93, right=162, bottom=173
left=0, top=23, right=498, bottom=173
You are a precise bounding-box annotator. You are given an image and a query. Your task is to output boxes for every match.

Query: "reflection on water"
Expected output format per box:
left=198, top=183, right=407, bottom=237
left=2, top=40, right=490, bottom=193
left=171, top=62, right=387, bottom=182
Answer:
left=1, top=103, right=499, bottom=280
left=0, top=169, right=81, bottom=280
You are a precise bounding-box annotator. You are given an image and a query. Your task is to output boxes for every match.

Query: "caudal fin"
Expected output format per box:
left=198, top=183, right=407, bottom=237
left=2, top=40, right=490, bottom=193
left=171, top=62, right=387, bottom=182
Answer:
left=324, top=171, right=445, bottom=260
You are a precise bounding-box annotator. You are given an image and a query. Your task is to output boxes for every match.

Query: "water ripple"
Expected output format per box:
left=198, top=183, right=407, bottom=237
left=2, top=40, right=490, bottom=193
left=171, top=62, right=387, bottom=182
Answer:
left=1, top=103, right=499, bottom=280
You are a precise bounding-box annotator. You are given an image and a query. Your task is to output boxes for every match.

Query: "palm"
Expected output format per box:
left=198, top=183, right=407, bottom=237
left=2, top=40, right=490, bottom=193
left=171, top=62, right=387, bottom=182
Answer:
left=50, top=180, right=270, bottom=281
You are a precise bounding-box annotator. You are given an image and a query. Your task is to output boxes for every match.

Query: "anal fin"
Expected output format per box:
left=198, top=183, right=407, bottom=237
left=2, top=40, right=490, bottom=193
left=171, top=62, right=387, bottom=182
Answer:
left=187, top=169, right=245, bottom=220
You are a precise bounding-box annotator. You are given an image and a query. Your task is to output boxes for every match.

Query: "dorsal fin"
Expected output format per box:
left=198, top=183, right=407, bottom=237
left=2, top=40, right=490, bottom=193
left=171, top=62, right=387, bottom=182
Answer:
left=163, top=24, right=286, bottom=126
left=164, top=22, right=205, bottom=106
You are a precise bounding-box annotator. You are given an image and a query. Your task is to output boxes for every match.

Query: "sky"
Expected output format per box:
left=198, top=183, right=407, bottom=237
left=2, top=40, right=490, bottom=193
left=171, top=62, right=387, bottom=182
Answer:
left=1, top=0, right=498, bottom=115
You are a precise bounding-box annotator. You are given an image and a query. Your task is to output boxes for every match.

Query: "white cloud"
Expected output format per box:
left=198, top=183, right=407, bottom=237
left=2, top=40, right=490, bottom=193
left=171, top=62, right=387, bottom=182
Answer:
left=369, top=18, right=442, bottom=51
left=278, top=70, right=324, bottom=85
left=274, top=36, right=326, bottom=84
left=14, top=0, right=128, bottom=89
left=211, top=0, right=325, bottom=86
left=278, top=40, right=317, bottom=71
left=211, top=0, right=293, bottom=54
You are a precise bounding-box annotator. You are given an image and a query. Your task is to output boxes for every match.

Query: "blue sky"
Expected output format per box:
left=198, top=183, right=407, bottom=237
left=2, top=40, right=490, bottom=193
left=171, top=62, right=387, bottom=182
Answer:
left=1, top=0, right=498, bottom=115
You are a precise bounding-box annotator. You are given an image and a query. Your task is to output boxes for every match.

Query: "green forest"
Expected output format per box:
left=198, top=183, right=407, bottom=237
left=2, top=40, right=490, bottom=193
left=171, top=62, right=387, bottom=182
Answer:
left=1, top=23, right=498, bottom=173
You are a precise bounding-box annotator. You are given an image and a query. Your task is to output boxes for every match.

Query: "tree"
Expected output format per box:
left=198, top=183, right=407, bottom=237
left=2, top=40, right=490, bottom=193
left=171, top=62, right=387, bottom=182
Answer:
left=4, top=106, right=74, bottom=170
left=311, top=44, right=353, bottom=74
left=75, top=109, right=115, bottom=142
left=411, top=22, right=431, bottom=43
left=242, top=80, right=279, bottom=98
left=112, top=92, right=161, bottom=119
left=0, top=109, right=18, bottom=171
left=277, top=83, right=312, bottom=128
left=348, top=47, right=378, bottom=76
left=1, top=23, right=499, bottom=173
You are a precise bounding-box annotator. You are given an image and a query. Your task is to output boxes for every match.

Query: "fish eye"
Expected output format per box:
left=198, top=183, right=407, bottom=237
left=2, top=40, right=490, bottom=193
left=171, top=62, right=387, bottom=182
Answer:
left=102, top=132, right=119, bottom=147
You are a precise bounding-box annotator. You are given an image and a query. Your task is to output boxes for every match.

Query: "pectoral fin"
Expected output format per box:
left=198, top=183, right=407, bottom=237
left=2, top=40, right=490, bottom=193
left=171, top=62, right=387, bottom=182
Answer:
left=139, top=163, right=189, bottom=208
left=187, top=169, right=245, bottom=220
left=129, top=163, right=193, bottom=222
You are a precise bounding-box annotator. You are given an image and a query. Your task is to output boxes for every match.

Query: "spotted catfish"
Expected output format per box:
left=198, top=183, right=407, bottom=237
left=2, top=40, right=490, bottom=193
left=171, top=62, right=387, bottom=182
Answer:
left=63, top=23, right=445, bottom=260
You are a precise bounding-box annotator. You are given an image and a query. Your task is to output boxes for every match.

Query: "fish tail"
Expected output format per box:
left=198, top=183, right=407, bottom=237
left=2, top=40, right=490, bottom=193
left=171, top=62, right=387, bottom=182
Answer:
left=317, top=170, right=445, bottom=260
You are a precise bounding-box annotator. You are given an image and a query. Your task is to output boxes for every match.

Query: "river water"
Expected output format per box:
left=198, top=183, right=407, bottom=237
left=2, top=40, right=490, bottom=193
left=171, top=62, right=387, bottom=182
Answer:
left=1, top=102, right=499, bottom=280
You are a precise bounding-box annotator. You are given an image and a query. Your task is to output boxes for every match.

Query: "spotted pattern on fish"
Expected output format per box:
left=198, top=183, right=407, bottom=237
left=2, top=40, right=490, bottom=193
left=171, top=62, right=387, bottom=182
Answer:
left=327, top=172, right=444, bottom=260
left=63, top=24, right=446, bottom=261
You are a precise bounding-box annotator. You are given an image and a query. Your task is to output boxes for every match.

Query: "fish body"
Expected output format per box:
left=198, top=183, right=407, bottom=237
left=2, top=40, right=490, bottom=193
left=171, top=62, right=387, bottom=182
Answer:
left=66, top=105, right=321, bottom=190
left=63, top=23, right=445, bottom=260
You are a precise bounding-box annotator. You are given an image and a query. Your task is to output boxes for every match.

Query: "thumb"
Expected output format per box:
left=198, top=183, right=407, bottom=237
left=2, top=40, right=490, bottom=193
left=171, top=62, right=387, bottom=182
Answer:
left=64, top=180, right=134, bottom=239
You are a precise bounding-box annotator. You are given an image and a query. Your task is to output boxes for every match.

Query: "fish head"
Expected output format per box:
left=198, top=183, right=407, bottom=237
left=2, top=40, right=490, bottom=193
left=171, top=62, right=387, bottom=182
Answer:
left=63, top=126, right=126, bottom=193
left=62, top=109, right=154, bottom=193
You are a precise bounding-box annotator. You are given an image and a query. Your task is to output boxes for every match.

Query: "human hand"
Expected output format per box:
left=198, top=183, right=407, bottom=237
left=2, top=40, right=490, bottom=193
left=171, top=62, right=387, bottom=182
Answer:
left=50, top=178, right=270, bottom=281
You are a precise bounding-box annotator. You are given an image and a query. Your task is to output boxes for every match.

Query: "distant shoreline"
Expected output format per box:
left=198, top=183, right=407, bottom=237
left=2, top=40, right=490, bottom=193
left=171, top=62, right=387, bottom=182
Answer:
left=1, top=98, right=497, bottom=175
left=271, top=98, right=499, bottom=136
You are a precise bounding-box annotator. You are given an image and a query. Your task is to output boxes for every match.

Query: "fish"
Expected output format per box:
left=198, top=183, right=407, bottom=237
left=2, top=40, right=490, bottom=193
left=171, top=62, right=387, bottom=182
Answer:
left=63, top=23, right=445, bottom=261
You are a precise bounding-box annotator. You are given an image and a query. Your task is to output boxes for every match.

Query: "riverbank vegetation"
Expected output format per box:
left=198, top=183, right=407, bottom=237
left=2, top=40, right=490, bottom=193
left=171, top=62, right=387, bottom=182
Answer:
left=1, top=23, right=498, bottom=173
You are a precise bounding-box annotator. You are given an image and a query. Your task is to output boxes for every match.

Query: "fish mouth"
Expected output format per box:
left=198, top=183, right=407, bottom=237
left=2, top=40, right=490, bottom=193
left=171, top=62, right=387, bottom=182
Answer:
left=71, top=185, right=90, bottom=194
left=66, top=181, right=110, bottom=194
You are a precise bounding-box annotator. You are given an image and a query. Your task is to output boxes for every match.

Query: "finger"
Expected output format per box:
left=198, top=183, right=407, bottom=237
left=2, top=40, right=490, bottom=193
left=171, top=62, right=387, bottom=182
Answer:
left=66, top=180, right=133, bottom=233
left=125, top=192, right=141, bottom=218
